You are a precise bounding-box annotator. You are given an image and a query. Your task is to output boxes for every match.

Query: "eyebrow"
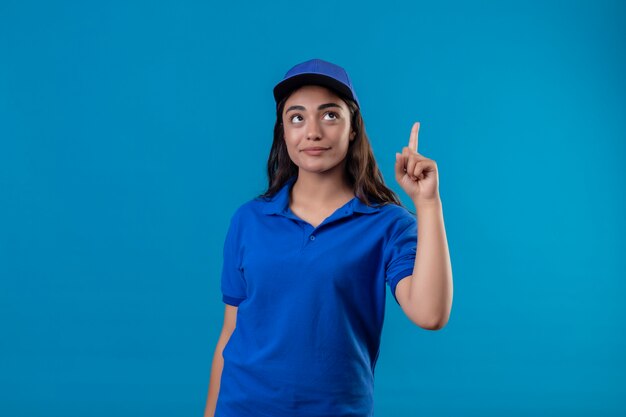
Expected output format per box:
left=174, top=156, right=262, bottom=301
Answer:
left=285, top=103, right=343, bottom=114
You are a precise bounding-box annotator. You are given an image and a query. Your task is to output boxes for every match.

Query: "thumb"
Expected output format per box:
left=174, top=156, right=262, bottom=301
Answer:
left=394, top=152, right=405, bottom=183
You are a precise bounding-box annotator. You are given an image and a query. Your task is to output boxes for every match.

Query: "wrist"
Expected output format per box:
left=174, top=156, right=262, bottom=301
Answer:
left=414, top=197, right=442, bottom=211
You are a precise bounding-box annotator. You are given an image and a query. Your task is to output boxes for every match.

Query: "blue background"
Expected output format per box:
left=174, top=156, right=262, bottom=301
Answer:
left=1, top=0, right=625, bottom=416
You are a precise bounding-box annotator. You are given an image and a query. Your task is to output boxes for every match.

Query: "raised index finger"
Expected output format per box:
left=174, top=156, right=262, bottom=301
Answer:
left=408, top=122, right=420, bottom=152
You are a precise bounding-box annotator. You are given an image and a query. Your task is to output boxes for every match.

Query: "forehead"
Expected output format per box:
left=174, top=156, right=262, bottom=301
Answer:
left=284, top=85, right=346, bottom=108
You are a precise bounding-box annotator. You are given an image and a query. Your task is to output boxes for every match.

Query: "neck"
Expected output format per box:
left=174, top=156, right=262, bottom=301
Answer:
left=291, top=168, right=354, bottom=207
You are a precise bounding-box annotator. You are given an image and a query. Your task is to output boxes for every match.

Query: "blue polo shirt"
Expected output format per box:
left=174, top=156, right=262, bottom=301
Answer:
left=216, top=175, right=417, bottom=417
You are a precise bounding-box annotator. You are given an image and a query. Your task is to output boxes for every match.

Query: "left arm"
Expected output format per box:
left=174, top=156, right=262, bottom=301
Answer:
left=395, top=199, right=453, bottom=330
left=394, top=121, right=453, bottom=330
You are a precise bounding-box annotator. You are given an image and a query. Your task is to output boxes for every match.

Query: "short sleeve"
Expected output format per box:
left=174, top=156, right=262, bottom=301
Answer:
left=220, top=209, right=247, bottom=306
left=384, top=215, right=417, bottom=306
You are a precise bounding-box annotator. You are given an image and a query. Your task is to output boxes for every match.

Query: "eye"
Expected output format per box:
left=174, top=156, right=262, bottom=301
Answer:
left=324, top=111, right=339, bottom=120
left=289, top=114, right=304, bottom=123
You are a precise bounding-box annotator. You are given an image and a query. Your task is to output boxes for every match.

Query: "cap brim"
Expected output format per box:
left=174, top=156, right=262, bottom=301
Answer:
left=273, top=73, right=355, bottom=106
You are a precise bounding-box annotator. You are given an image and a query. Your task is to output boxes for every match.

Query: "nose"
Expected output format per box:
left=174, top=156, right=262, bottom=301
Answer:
left=306, top=120, right=322, bottom=140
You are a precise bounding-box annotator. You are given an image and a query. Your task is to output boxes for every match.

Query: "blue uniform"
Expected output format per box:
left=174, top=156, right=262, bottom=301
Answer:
left=216, top=175, right=417, bottom=417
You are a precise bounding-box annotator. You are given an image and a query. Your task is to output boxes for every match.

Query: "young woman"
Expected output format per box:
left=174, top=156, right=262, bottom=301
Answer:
left=205, top=58, right=453, bottom=417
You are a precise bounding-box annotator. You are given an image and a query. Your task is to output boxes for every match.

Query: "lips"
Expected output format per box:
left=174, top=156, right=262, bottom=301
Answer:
left=302, top=147, right=329, bottom=156
left=302, top=147, right=329, bottom=151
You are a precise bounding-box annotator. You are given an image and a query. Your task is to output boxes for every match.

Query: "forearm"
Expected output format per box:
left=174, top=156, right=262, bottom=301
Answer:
left=204, top=339, right=227, bottom=417
left=408, top=199, right=453, bottom=328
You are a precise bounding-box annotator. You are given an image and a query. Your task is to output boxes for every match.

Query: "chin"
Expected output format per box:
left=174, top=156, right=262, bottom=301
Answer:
left=299, top=163, right=343, bottom=174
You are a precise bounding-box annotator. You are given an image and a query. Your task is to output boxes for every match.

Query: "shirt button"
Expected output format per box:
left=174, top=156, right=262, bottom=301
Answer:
left=310, top=235, right=316, bottom=241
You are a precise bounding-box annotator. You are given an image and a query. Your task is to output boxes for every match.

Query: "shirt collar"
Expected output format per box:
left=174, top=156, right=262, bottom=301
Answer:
left=260, top=176, right=381, bottom=216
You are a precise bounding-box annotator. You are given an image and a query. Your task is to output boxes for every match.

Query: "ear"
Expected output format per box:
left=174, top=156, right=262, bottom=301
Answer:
left=350, top=130, right=355, bottom=140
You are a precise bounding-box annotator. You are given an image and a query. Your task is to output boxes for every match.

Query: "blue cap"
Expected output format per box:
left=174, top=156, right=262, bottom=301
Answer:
left=273, top=58, right=360, bottom=108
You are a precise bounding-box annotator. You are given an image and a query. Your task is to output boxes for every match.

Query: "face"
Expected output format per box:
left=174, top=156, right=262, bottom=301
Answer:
left=282, top=85, right=355, bottom=175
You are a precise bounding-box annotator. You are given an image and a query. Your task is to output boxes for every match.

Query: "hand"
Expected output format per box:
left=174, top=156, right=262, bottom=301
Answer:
left=394, top=122, right=440, bottom=206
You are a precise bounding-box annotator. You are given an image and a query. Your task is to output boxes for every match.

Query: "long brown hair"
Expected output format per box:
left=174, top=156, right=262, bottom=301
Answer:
left=258, top=85, right=408, bottom=211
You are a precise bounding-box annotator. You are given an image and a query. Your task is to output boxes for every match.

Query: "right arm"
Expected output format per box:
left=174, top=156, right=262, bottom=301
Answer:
left=204, top=304, right=238, bottom=417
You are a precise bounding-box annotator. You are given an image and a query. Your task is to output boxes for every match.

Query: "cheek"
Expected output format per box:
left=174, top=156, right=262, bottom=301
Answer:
left=283, top=133, right=297, bottom=150
left=283, top=136, right=300, bottom=160
left=283, top=126, right=298, bottom=144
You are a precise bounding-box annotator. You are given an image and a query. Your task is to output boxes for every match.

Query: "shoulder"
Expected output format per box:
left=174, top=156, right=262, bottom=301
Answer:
left=227, top=195, right=272, bottom=223
left=375, top=201, right=416, bottom=225
left=372, top=202, right=416, bottom=247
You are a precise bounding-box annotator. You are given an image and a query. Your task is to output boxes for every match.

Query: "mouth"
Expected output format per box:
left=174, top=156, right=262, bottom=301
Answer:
left=301, top=147, right=330, bottom=151
left=301, top=147, right=329, bottom=155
